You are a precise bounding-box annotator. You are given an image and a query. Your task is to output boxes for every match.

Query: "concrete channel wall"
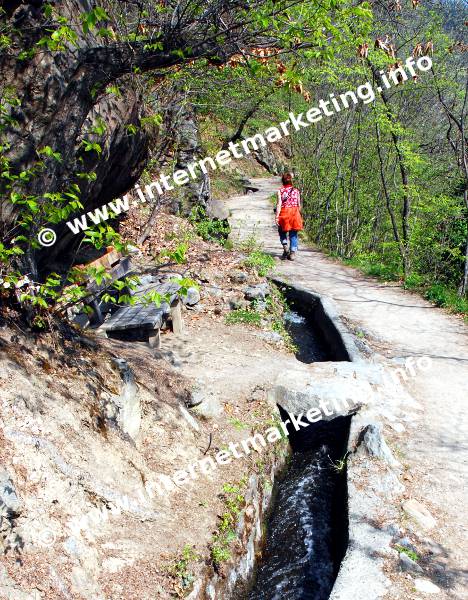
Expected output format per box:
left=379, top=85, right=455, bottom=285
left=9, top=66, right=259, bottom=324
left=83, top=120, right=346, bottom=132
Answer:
left=269, top=278, right=394, bottom=600
left=191, top=280, right=394, bottom=599
left=270, top=278, right=361, bottom=363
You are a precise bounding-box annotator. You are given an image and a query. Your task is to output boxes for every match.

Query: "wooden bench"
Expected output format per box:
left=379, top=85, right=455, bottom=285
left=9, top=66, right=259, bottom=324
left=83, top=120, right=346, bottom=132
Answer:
left=68, top=247, right=134, bottom=326
left=97, top=279, right=184, bottom=348
left=84, top=249, right=132, bottom=295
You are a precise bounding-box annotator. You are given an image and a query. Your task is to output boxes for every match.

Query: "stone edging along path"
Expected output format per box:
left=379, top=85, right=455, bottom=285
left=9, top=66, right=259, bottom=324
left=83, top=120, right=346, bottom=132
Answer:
left=224, top=177, right=468, bottom=600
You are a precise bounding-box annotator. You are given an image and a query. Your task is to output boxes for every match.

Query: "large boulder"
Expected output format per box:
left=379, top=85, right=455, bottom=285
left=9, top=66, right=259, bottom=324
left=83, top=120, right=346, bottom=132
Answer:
left=269, top=363, right=375, bottom=422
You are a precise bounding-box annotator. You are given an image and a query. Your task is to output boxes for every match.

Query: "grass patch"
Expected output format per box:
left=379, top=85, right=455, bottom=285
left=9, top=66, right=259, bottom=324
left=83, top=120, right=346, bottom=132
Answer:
left=189, top=206, right=231, bottom=246
left=343, top=255, right=401, bottom=281
left=225, top=308, right=262, bottom=327
left=210, top=170, right=246, bottom=199
left=167, top=545, right=199, bottom=593
left=225, top=291, right=298, bottom=352
left=342, top=255, right=467, bottom=320
left=229, top=417, right=249, bottom=430
left=243, top=249, right=276, bottom=277
left=402, top=273, right=426, bottom=290
left=405, top=278, right=468, bottom=319
left=210, top=481, right=247, bottom=568
left=210, top=543, right=232, bottom=566
left=395, top=544, right=420, bottom=562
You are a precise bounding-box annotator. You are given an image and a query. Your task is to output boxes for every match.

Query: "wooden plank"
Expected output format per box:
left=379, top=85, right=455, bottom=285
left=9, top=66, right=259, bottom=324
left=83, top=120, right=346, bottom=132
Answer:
left=100, top=302, right=168, bottom=332
left=97, top=279, right=183, bottom=335
left=134, top=280, right=180, bottom=298
left=86, top=257, right=132, bottom=294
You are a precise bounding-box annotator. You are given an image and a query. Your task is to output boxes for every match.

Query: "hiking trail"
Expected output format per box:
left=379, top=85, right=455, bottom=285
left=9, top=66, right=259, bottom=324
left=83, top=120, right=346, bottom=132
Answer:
left=225, top=177, right=468, bottom=599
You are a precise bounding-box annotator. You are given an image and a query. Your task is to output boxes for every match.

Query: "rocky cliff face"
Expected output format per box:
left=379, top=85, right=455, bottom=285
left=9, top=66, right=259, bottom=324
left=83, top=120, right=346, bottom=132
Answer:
left=0, top=329, right=198, bottom=599
left=1, top=3, right=147, bottom=267
left=0, top=1, right=215, bottom=273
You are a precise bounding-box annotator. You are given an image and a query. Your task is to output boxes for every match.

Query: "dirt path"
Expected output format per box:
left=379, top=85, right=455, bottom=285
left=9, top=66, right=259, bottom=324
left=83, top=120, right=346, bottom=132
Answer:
left=225, top=177, right=468, bottom=599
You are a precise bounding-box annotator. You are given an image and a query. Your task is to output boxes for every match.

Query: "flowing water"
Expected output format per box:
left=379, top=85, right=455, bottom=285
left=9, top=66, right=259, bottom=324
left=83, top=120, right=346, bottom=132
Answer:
left=283, top=311, right=331, bottom=363
left=247, top=417, right=349, bottom=600
left=244, top=302, right=349, bottom=600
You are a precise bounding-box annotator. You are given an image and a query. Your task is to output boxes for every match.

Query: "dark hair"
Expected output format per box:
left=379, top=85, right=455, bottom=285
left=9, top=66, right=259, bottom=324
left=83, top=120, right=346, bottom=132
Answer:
left=281, top=172, right=293, bottom=186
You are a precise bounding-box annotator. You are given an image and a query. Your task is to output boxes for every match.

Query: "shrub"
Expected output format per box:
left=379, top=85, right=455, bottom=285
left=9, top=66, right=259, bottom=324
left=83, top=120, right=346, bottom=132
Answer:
left=189, top=206, right=230, bottom=245
left=210, top=543, right=231, bottom=566
left=424, top=283, right=449, bottom=306
left=424, top=283, right=468, bottom=316
left=403, top=273, right=425, bottom=290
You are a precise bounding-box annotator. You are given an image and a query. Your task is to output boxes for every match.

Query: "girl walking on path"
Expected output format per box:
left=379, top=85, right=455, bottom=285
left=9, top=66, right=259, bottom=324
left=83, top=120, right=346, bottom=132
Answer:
left=275, top=172, right=304, bottom=260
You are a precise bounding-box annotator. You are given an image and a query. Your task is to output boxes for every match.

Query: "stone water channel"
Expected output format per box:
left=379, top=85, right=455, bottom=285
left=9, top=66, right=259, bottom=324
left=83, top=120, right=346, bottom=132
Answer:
left=239, top=286, right=352, bottom=600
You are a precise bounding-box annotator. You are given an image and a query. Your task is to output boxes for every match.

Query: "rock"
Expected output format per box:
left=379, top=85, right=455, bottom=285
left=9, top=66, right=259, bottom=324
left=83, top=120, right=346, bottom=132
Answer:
left=378, top=469, right=405, bottom=496
left=186, top=579, right=203, bottom=600
left=178, top=406, right=200, bottom=432
left=389, top=422, right=406, bottom=433
left=192, top=392, right=222, bottom=418
left=420, top=537, right=444, bottom=556
left=397, top=537, right=417, bottom=552
left=241, top=177, right=260, bottom=193
left=207, top=198, right=230, bottom=220
left=357, top=423, right=401, bottom=468
left=136, top=275, right=159, bottom=287
left=431, top=563, right=446, bottom=575
left=386, top=523, right=403, bottom=538
left=0, top=470, right=22, bottom=554
left=230, top=270, right=249, bottom=284
left=0, top=470, right=21, bottom=516
left=71, top=564, right=103, bottom=599
left=258, top=331, right=283, bottom=344
left=182, top=287, right=200, bottom=306
left=185, top=303, right=205, bottom=312
left=271, top=365, right=374, bottom=422
left=186, top=387, right=205, bottom=408
left=253, top=144, right=284, bottom=175
left=399, top=552, right=423, bottom=574
left=126, top=244, right=140, bottom=255
left=198, top=269, right=213, bottom=283
left=162, top=272, right=183, bottom=282
left=229, top=298, right=249, bottom=310
left=109, top=358, right=141, bottom=440
left=414, top=578, right=441, bottom=594
left=206, top=285, right=223, bottom=298
left=244, top=283, right=270, bottom=301
left=256, top=300, right=267, bottom=311
left=402, top=499, right=437, bottom=531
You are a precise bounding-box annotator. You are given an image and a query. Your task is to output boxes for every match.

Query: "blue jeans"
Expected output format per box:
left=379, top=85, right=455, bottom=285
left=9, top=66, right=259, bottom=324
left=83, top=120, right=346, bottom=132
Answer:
left=278, top=227, right=298, bottom=252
